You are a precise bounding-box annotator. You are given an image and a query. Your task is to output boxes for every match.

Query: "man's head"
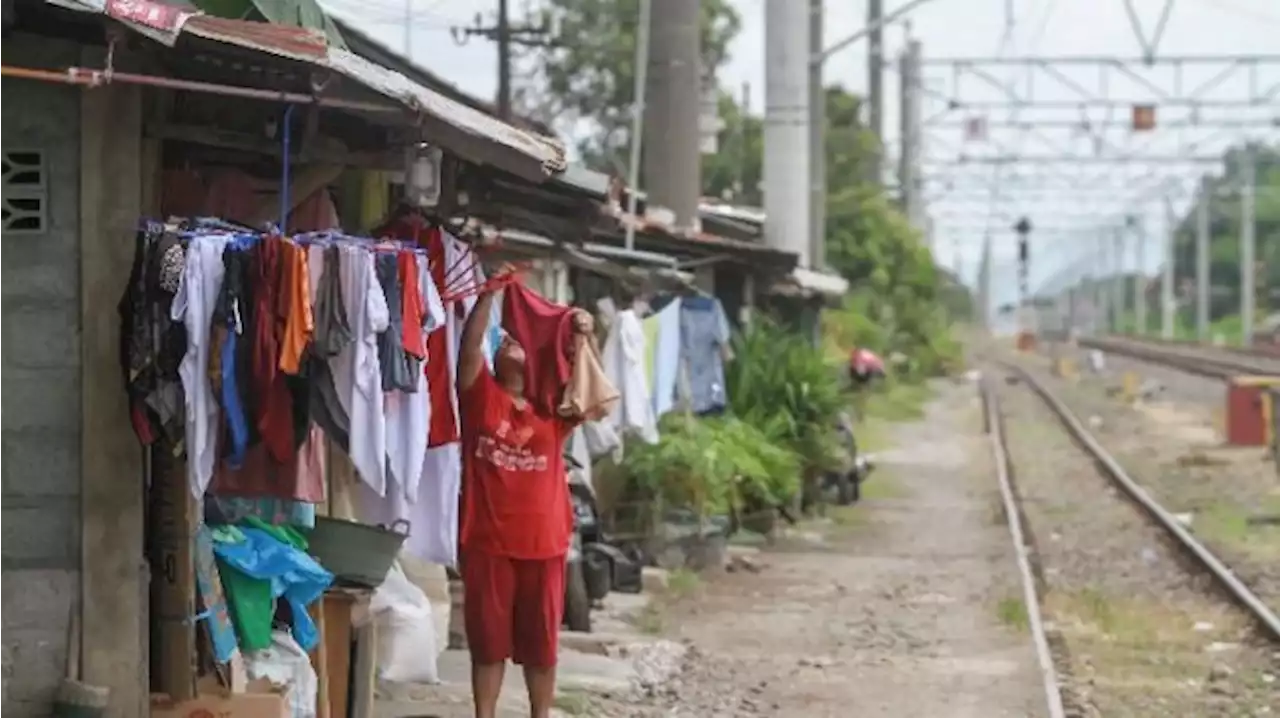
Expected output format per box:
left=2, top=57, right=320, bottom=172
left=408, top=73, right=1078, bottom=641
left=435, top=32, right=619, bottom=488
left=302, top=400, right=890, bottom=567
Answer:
left=494, top=332, right=526, bottom=385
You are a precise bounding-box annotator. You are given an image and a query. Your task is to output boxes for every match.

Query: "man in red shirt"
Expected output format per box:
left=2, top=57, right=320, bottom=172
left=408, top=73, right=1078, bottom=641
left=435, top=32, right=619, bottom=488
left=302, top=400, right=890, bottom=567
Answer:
left=456, top=276, right=592, bottom=718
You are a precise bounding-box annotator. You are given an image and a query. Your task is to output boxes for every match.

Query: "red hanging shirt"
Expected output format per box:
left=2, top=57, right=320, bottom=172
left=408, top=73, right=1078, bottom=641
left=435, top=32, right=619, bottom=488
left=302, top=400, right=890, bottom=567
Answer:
left=459, top=368, right=572, bottom=559
left=501, top=281, right=575, bottom=418
left=381, top=221, right=457, bottom=446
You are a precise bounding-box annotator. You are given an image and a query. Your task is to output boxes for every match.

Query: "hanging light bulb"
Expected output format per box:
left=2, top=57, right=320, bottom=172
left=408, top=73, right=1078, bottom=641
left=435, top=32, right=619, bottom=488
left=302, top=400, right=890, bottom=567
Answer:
left=404, top=142, right=442, bottom=208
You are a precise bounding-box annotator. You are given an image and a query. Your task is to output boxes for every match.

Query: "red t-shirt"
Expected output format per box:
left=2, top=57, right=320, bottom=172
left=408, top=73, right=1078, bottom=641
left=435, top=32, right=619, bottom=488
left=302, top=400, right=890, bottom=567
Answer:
left=458, top=368, right=573, bottom=559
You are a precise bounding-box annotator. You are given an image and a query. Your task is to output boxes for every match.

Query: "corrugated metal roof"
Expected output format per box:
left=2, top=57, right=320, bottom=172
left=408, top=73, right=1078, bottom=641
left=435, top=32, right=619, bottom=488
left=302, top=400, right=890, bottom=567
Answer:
left=46, top=0, right=567, bottom=180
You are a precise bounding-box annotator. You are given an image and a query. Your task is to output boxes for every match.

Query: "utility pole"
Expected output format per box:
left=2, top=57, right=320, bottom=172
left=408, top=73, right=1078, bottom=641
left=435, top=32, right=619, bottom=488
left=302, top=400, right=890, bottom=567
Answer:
left=1015, top=217, right=1031, bottom=338
left=403, top=0, right=412, bottom=60
left=763, top=0, right=811, bottom=264
left=497, top=0, right=511, bottom=119
left=809, top=0, right=825, bottom=269
left=736, top=82, right=750, bottom=200
left=452, top=2, right=551, bottom=119
left=1112, top=229, right=1126, bottom=333
left=642, top=0, right=702, bottom=229
left=983, top=234, right=993, bottom=332
left=622, top=0, right=652, bottom=251
left=898, top=38, right=924, bottom=235
left=866, top=0, right=884, bottom=184
left=1161, top=195, right=1176, bottom=339
left=1241, top=148, right=1257, bottom=347
left=1097, top=234, right=1110, bottom=334
left=1196, top=178, right=1210, bottom=341
left=1131, top=216, right=1146, bottom=336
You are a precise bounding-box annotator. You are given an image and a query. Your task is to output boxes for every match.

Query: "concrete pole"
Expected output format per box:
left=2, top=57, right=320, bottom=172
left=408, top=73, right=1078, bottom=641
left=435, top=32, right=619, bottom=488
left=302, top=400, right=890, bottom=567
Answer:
left=808, top=0, right=826, bottom=269
left=1112, top=230, right=1126, bottom=333
left=1097, top=234, right=1110, bottom=334
left=1241, top=149, right=1257, bottom=347
left=1134, top=220, right=1147, bottom=336
left=898, top=39, right=923, bottom=234
left=1161, top=195, right=1176, bottom=339
left=866, top=0, right=884, bottom=184
left=763, top=0, right=812, bottom=264
left=642, top=0, right=701, bottom=229
left=497, top=0, right=512, bottom=119
left=1195, top=178, right=1210, bottom=341
left=622, top=0, right=652, bottom=251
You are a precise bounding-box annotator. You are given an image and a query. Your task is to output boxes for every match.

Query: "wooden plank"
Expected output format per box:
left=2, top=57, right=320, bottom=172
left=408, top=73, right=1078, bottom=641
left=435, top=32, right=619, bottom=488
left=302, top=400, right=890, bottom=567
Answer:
left=144, top=121, right=399, bottom=169
left=309, top=600, right=331, bottom=718
left=78, top=48, right=149, bottom=717
left=149, top=446, right=198, bottom=700
left=321, top=593, right=355, bottom=718
left=247, top=163, right=344, bottom=227
left=349, top=620, right=377, bottom=718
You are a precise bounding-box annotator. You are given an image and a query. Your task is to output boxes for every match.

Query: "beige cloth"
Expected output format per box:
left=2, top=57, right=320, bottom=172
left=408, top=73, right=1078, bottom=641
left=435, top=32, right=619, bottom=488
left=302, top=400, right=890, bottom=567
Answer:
left=559, top=333, right=620, bottom=422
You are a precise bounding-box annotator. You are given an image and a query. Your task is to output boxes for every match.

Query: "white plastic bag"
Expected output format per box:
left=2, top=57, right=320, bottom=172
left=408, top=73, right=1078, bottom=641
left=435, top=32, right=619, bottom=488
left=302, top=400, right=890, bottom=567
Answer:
left=244, top=631, right=318, bottom=718
left=398, top=553, right=451, bottom=658
left=370, top=561, right=440, bottom=684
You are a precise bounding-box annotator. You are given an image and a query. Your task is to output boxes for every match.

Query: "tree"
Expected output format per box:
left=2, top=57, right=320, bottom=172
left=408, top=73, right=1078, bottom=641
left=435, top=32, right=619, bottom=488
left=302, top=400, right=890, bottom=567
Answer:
left=522, top=0, right=741, bottom=173
left=1169, top=143, right=1280, bottom=331
left=702, top=91, right=762, bottom=205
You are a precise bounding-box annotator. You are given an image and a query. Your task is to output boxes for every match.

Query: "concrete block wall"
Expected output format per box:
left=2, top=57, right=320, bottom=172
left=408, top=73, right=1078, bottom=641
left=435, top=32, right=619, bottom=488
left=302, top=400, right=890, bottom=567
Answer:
left=2, top=35, right=84, bottom=716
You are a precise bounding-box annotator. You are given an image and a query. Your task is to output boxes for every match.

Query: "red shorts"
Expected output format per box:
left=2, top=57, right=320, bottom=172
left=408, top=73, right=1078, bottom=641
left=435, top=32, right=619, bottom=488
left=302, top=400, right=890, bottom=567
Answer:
left=461, top=550, right=565, bottom=668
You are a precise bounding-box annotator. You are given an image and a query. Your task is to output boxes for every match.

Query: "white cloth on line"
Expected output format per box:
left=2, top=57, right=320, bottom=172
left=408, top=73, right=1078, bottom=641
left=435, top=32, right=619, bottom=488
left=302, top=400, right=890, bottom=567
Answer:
left=602, top=308, right=659, bottom=445
left=172, top=233, right=234, bottom=498
left=329, top=244, right=391, bottom=496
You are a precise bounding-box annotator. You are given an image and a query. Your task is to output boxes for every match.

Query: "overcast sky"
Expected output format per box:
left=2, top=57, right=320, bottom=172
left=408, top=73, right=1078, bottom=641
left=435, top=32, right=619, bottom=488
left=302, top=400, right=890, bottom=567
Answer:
left=324, top=0, right=1280, bottom=307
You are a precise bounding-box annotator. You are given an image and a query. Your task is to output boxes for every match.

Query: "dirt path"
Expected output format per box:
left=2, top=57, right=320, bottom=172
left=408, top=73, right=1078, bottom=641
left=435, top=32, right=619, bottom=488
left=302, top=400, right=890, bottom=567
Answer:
left=594, top=380, right=1047, bottom=717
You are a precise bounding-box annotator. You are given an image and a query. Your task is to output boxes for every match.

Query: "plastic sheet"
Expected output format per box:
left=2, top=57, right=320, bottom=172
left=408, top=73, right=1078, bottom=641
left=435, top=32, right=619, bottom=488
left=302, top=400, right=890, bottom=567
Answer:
left=213, top=525, right=333, bottom=651
left=244, top=631, right=318, bottom=718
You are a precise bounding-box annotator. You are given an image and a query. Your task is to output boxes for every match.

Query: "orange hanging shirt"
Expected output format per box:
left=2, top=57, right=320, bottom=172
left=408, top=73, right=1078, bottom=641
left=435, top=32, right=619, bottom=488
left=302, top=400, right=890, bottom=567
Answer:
left=278, top=240, right=314, bottom=376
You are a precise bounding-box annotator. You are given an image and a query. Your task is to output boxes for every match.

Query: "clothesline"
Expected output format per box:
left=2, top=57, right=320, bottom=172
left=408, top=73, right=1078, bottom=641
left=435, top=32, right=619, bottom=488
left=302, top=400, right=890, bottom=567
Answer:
left=169, top=220, right=529, bottom=304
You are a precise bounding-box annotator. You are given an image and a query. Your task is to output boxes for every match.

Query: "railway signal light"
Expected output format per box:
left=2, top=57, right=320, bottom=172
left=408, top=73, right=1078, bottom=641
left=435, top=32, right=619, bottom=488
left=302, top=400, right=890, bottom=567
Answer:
left=1131, top=104, right=1156, bottom=132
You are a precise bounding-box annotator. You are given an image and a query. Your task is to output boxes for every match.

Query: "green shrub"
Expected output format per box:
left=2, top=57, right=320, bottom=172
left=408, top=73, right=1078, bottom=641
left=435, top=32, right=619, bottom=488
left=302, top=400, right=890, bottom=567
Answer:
left=621, top=415, right=800, bottom=517
left=726, top=319, right=851, bottom=477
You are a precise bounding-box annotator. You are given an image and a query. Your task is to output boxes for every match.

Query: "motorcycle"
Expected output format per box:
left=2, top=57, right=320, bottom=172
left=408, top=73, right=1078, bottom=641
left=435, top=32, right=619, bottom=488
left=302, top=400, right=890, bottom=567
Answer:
left=822, top=410, right=875, bottom=505
left=563, top=453, right=637, bottom=632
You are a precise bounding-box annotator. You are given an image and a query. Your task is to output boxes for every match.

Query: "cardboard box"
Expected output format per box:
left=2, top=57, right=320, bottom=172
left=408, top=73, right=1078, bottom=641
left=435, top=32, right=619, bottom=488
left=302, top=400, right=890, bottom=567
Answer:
left=151, top=678, right=289, bottom=718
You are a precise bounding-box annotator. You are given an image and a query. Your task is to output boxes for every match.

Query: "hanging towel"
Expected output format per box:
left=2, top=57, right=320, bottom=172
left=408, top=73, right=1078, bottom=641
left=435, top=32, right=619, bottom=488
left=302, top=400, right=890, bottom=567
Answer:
left=561, top=333, right=620, bottom=422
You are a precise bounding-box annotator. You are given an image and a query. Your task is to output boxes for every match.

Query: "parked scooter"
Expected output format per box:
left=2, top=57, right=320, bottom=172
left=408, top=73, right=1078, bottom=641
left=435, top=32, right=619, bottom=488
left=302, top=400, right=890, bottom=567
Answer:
left=563, top=453, right=636, bottom=632
left=823, top=410, right=875, bottom=505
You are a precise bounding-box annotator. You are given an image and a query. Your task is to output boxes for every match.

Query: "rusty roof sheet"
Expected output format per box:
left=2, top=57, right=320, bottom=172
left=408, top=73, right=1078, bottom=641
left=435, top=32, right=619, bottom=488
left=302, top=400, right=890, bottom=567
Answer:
left=47, top=0, right=566, bottom=179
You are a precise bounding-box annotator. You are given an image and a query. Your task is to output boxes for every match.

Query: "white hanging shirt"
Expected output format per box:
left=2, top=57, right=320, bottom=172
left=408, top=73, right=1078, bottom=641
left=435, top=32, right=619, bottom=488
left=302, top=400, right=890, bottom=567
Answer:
left=383, top=253, right=444, bottom=504
left=602, top=308, right=659, bottom=444
left=173, top=234, right=234, bottom=498
left=360, top=237, right=475, bottom=567
left=329, top=245, right=390, bottom=495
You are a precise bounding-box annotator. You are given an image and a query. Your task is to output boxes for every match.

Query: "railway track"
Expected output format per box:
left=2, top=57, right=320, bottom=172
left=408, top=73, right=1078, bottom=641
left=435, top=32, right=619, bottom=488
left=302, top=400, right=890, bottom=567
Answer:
left=1077, top=335, right=1280, bottom=378
left=981, top=362, right=1280, bottom=716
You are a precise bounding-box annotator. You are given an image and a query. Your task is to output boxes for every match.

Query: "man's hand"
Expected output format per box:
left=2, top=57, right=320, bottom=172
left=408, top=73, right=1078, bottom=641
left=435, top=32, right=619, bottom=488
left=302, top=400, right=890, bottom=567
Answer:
left=571, top=308, right=594, bottom=335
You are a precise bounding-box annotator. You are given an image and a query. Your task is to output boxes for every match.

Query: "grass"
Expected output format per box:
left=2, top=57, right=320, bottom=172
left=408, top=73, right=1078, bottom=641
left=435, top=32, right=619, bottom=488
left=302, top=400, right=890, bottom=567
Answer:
left=995, top=596, right=1029, bottom=632
left=666, top=567, right=701, bottom=598
left=629, top=567, right=701, bottom=636
left=858, top=466, right=907, bottom=500
left=633, top=600, right=666, bottom=635
left=552, top=689, right=594, bottom=715
left=1194, top=496, right=1280, bottom=562
left=863, top=380, right=933, bottom=422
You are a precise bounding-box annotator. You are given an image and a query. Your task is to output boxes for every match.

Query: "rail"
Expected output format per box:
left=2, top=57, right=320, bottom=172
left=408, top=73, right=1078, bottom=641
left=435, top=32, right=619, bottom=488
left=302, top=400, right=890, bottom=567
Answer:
left=979, top=375, right=1068, bottom=718
left=1077, top=335, right=1280, bottom=379
left=993, top=361, right=1280, bottom=641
